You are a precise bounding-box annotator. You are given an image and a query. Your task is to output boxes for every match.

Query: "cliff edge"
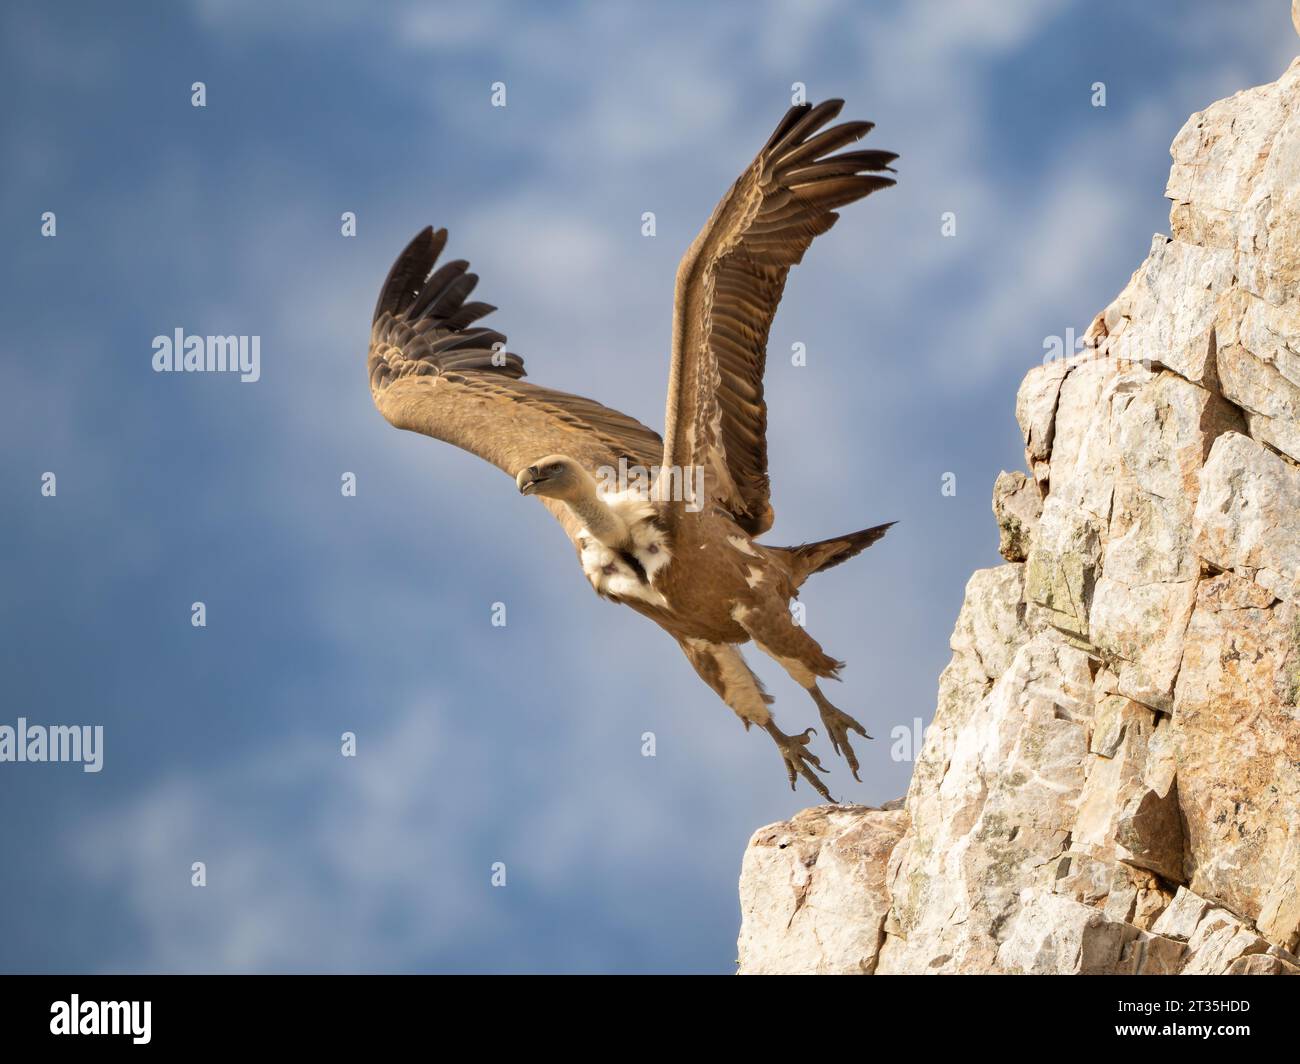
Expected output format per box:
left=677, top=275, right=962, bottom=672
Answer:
left=737, top=48, right=1300, bottom=975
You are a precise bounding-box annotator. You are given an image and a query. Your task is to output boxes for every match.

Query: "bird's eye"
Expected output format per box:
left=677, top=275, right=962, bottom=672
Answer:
left=546, top=464, right=561, bottom=475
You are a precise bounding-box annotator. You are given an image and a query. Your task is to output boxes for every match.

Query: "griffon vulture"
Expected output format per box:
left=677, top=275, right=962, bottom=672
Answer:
left=367, top=99, right=896, bottom=800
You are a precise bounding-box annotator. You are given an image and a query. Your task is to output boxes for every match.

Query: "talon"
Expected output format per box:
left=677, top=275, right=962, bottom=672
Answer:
left=764, top=721, right=835, bottom=803
left=810, top=686, right=871, bottom=784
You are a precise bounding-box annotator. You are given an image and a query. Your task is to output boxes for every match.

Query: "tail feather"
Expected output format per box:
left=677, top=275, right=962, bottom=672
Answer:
left=776, top=521, right=895, bottom=585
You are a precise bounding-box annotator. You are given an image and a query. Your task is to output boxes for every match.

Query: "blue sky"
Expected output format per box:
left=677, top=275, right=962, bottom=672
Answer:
left=2, top=1, right=1296, bottom=973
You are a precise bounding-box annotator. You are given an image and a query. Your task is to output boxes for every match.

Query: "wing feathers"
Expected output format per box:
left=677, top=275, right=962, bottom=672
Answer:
left=770, top=121, right=876, bottom=174
left=663, top=100, right=895, bottom=535
left=759, top=103, right=818, bottom=154
left=372, top=100, right=893, bottom=546
left=775, top=99, right=845, bottom=153
left=406, top=261, right=472, bottom=319
left=782, top=152, right=898, bottom=184
left=441, top=300, right=497, bottom=330
left=372, top=226, right=448, bottom=320
left=368, top=229, right=664, bottom=496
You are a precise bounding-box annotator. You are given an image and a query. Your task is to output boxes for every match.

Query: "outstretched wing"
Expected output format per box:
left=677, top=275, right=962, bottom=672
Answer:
left=368, top=227, right=664, bottom=492
left=662, top=100, right=896, bottom=535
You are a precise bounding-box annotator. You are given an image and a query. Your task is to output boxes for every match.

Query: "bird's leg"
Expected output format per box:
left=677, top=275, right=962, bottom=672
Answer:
left=808, top=682, right=871, bottom=783
left=676, top=640, right=773, bottom=729
left=735, top=603, right=871, bottom=782
left=676, top=638, right=836, bottom=801
left=763, top=720, right=835, bottom=802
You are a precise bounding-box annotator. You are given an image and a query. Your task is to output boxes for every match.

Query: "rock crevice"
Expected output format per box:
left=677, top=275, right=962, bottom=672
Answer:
left=737, top=53, right=1300, bottom=975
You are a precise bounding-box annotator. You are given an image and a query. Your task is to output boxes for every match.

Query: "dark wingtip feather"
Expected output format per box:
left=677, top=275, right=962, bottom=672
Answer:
left=373, top=225, right=448, bottom=322
left=778, top=98, right=846, bottom=150
left=761, top=101, right=813, bottom=153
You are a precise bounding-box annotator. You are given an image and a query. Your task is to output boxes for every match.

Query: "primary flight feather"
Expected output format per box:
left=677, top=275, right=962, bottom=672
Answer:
left=367, top=99, right=896, bottom=800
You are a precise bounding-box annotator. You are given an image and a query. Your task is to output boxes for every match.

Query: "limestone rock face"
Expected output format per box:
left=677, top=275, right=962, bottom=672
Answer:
left=737, top=56, right=1300, bottom=975
left=992, top=470, right=1041, bottom=562
left=736, top=805, right=907, bottom=974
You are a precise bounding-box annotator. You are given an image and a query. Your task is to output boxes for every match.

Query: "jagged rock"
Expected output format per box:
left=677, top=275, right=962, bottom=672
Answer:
left=1180, top=907, right=1275, bottom=975
left=1226, top=953, right=1300, bottom=974
left=1152, top=886, right=1215, bottom=940
left=996, top=891, right=1141, bottom=974
left=1023, top=496, right=1103, bottom=649
left=992, top=470, right=1041, bottom=562
left=737, top=53, right=1300, bottom=974
left=1102, top=236, right=1234, bottom=384
left=1192, top=432, right=1300, bottom=602
left=1114, top=785, right=1185, bottom=883
left=1117, top=931, right=1187, bottom=975
left=1171, top=572, right=1300, bottom=949
left=1073, top=696, right=1154, bottom=853
left=1052, top=850, right=1115, bottom=906
left=1090, top=371, right=1241, bottom=710
left=946, top=564, right=1033, bottom=684
left=1015, top=360, right=1068, bottom=490
left=736, top=805, right=907, bottom=975
left=1216, top=291, right=1300, bottom=462
left=1142, top=714, right=1178, bottom=798
left=879, top=629, right=1093, bottom=973
left=1166, top=60, right=1300, bottom=253
left=1100, top=862, right=1171, bottom=929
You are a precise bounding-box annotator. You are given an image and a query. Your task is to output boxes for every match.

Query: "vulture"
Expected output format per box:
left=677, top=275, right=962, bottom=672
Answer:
left=367, top=99, right=896, bottom=800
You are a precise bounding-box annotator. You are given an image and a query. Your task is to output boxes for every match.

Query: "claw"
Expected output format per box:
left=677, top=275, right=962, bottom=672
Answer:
left=764, top=722, right=835, bottom=803
left=810, top=686, right=871, bottom=783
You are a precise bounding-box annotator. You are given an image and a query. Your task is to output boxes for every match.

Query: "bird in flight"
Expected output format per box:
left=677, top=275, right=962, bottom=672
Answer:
left=367, top=99, right=896, bottom=800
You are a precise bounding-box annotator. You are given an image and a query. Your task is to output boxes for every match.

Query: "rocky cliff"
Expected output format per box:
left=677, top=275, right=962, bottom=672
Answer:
left=737, top=48, right=1300, bottom=975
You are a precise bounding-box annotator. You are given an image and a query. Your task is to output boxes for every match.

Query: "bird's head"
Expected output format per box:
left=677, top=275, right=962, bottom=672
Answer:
left=516, top=455, right=591, bottom=501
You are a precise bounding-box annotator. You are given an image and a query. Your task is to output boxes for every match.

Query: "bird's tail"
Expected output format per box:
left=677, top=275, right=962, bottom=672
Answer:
left=773, top=521, right=895, bottom=587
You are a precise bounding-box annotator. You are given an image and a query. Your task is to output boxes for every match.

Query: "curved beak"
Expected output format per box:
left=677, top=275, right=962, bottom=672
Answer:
left=516, top=466, right=544, bottom=495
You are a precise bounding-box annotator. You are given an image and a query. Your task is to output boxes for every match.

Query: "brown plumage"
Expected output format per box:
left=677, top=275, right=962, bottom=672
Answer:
left=367, top=99, right=896, bottom=800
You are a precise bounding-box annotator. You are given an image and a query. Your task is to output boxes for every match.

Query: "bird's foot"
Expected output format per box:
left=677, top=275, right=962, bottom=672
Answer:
left=763, top=722, right=835, bottom=802
left=810, top=685, right=871, bottom=783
